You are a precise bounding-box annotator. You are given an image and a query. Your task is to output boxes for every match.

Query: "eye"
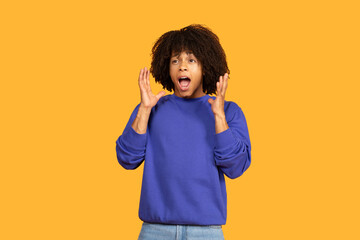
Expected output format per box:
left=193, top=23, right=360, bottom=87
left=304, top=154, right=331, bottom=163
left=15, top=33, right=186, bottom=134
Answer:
left=171, top=59, right=178, bottom=64
left=189, top=59, right=196, bottom=63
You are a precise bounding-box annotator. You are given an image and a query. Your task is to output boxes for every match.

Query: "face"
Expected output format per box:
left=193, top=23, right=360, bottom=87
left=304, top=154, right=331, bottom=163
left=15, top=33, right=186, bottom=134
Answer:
left=169, top=50, right=205, bottom=99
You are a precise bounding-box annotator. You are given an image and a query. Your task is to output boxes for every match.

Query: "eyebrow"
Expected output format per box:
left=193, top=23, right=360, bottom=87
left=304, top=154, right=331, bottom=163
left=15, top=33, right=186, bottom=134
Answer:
left=171, top=51, right=194, bottom=58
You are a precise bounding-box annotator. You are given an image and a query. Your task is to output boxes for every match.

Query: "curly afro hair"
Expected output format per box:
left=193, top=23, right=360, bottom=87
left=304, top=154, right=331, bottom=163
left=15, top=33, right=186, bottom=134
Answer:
left=150, top=24, right=229, bottom=95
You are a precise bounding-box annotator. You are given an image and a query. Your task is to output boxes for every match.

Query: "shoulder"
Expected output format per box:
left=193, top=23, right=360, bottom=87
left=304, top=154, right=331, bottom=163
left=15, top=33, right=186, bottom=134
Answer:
left=225, top=100, right=242, bottom=112
left=207, top=96, right=244, bottom=121
left=157, top=94, right=172, bottom=105
left=159, top=94, right=172, bottom=103
left=151, top=94, right=173, bottom=111
left=130, top=94, right=172, bottom=115
left=207, top=96, right=243, bottom=115
left=224, top=100, right=245, bottom=122
left=208, top=96, right=242, bottom=110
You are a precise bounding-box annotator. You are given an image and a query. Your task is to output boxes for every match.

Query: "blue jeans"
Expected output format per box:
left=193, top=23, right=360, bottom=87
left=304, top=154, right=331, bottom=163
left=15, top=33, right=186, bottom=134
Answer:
left=138, top=221, right=225, bottom=240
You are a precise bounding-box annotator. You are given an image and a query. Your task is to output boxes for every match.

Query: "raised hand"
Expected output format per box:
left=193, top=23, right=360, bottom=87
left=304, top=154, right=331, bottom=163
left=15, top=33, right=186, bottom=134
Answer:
left=138, top=67, right=166, bottom=109
left=208, top=73, right=229, bottom=117
left=132, top=67, right=166, bottom=134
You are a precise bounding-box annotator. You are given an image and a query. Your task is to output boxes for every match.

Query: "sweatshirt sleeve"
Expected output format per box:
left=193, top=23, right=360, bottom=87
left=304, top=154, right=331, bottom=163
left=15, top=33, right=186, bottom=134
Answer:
left=214, top=102, right=252, bottom=179
left=115, top=104, right=147, bottom=170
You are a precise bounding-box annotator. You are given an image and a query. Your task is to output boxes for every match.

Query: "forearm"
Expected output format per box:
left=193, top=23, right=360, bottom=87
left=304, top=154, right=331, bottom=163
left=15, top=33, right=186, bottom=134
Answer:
left=131, top=104, right=152, bottom=134
left=214, top=113, right=229, bottom=134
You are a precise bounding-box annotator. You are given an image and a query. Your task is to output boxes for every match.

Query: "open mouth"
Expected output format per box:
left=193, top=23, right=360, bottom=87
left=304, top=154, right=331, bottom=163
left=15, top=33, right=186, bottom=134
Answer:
left=178, top=77, right=191, bottom=91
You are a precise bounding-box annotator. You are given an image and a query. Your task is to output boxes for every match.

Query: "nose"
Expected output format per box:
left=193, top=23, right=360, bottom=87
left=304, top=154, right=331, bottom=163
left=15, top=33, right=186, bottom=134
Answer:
left=179, top=61, right=187, bottom=71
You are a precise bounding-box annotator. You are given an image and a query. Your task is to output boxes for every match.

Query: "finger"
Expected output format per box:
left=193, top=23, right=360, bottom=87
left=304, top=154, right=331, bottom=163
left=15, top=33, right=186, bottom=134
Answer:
left=218, top=76, right=223, bottom=96
left=143, top=67, right=147, bottom=80
left=222, top=73, right=228, bottom=96
left=140, top=68, right=148, bottom=91
left=156, top=91, right=166, bottom=100
left=146, top=70, right=152, bottom=91
left=140, top=68, right=147, bottom=90
left=146, top=68, right=150, bottom=87
left=139, top=68, right=144, bottom=86
left=142, top=67, right=146, bottom=85
left=139, top=68, right=143, bottom=80
left=216, top=80, right=220, bottom=96
left=218, top=76, right=222, bottom=92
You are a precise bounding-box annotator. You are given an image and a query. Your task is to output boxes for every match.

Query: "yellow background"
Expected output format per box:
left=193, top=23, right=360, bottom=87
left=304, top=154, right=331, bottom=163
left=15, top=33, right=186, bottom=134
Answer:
left=1, top=0, right=359, bottom=239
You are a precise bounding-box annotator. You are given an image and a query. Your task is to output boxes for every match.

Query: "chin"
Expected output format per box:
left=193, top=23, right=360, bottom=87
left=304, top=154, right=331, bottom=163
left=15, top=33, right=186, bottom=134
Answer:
left=178, top=90, right=194, bottom=97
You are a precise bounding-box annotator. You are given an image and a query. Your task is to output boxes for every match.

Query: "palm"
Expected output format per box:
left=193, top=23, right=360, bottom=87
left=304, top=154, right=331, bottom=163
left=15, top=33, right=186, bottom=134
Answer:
left=208, top=73, right=229, bottom=116
left=138, top=67, right=165, bottom=108
left=211, top=97, right=222, bottom=114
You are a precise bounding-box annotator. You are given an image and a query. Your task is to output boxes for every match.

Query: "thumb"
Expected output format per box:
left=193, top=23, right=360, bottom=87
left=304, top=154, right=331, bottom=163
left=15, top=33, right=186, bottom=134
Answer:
left=156, top=91, right=166, bottom=100
left=208, top=98, right=214, bottom=104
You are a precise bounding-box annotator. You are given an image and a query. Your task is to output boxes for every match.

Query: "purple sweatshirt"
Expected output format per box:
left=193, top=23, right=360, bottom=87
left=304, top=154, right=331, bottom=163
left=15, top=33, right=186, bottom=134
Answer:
left=116, top=93, right=251, bottom=225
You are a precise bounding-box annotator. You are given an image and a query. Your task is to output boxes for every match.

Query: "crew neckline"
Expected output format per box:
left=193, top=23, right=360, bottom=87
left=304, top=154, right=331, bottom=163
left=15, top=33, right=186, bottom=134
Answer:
left=171, top=93, right=210, bottom=102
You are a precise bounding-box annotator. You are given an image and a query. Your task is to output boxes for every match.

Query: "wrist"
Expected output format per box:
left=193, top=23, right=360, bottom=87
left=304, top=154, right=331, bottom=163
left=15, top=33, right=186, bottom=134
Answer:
left=131, top=104, right=152, bottom=134
left=214, top=113, right=229, bottom=134
left=214, top=112, right=226, bottom=119
left=139, top=104, right=152, bottom=113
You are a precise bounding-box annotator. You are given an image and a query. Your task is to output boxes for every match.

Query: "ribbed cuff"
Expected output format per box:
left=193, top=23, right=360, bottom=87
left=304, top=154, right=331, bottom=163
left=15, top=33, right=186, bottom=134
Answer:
left=214, top=128, right=236, bottom=150
left=121, top=126, right=147, bottom=150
